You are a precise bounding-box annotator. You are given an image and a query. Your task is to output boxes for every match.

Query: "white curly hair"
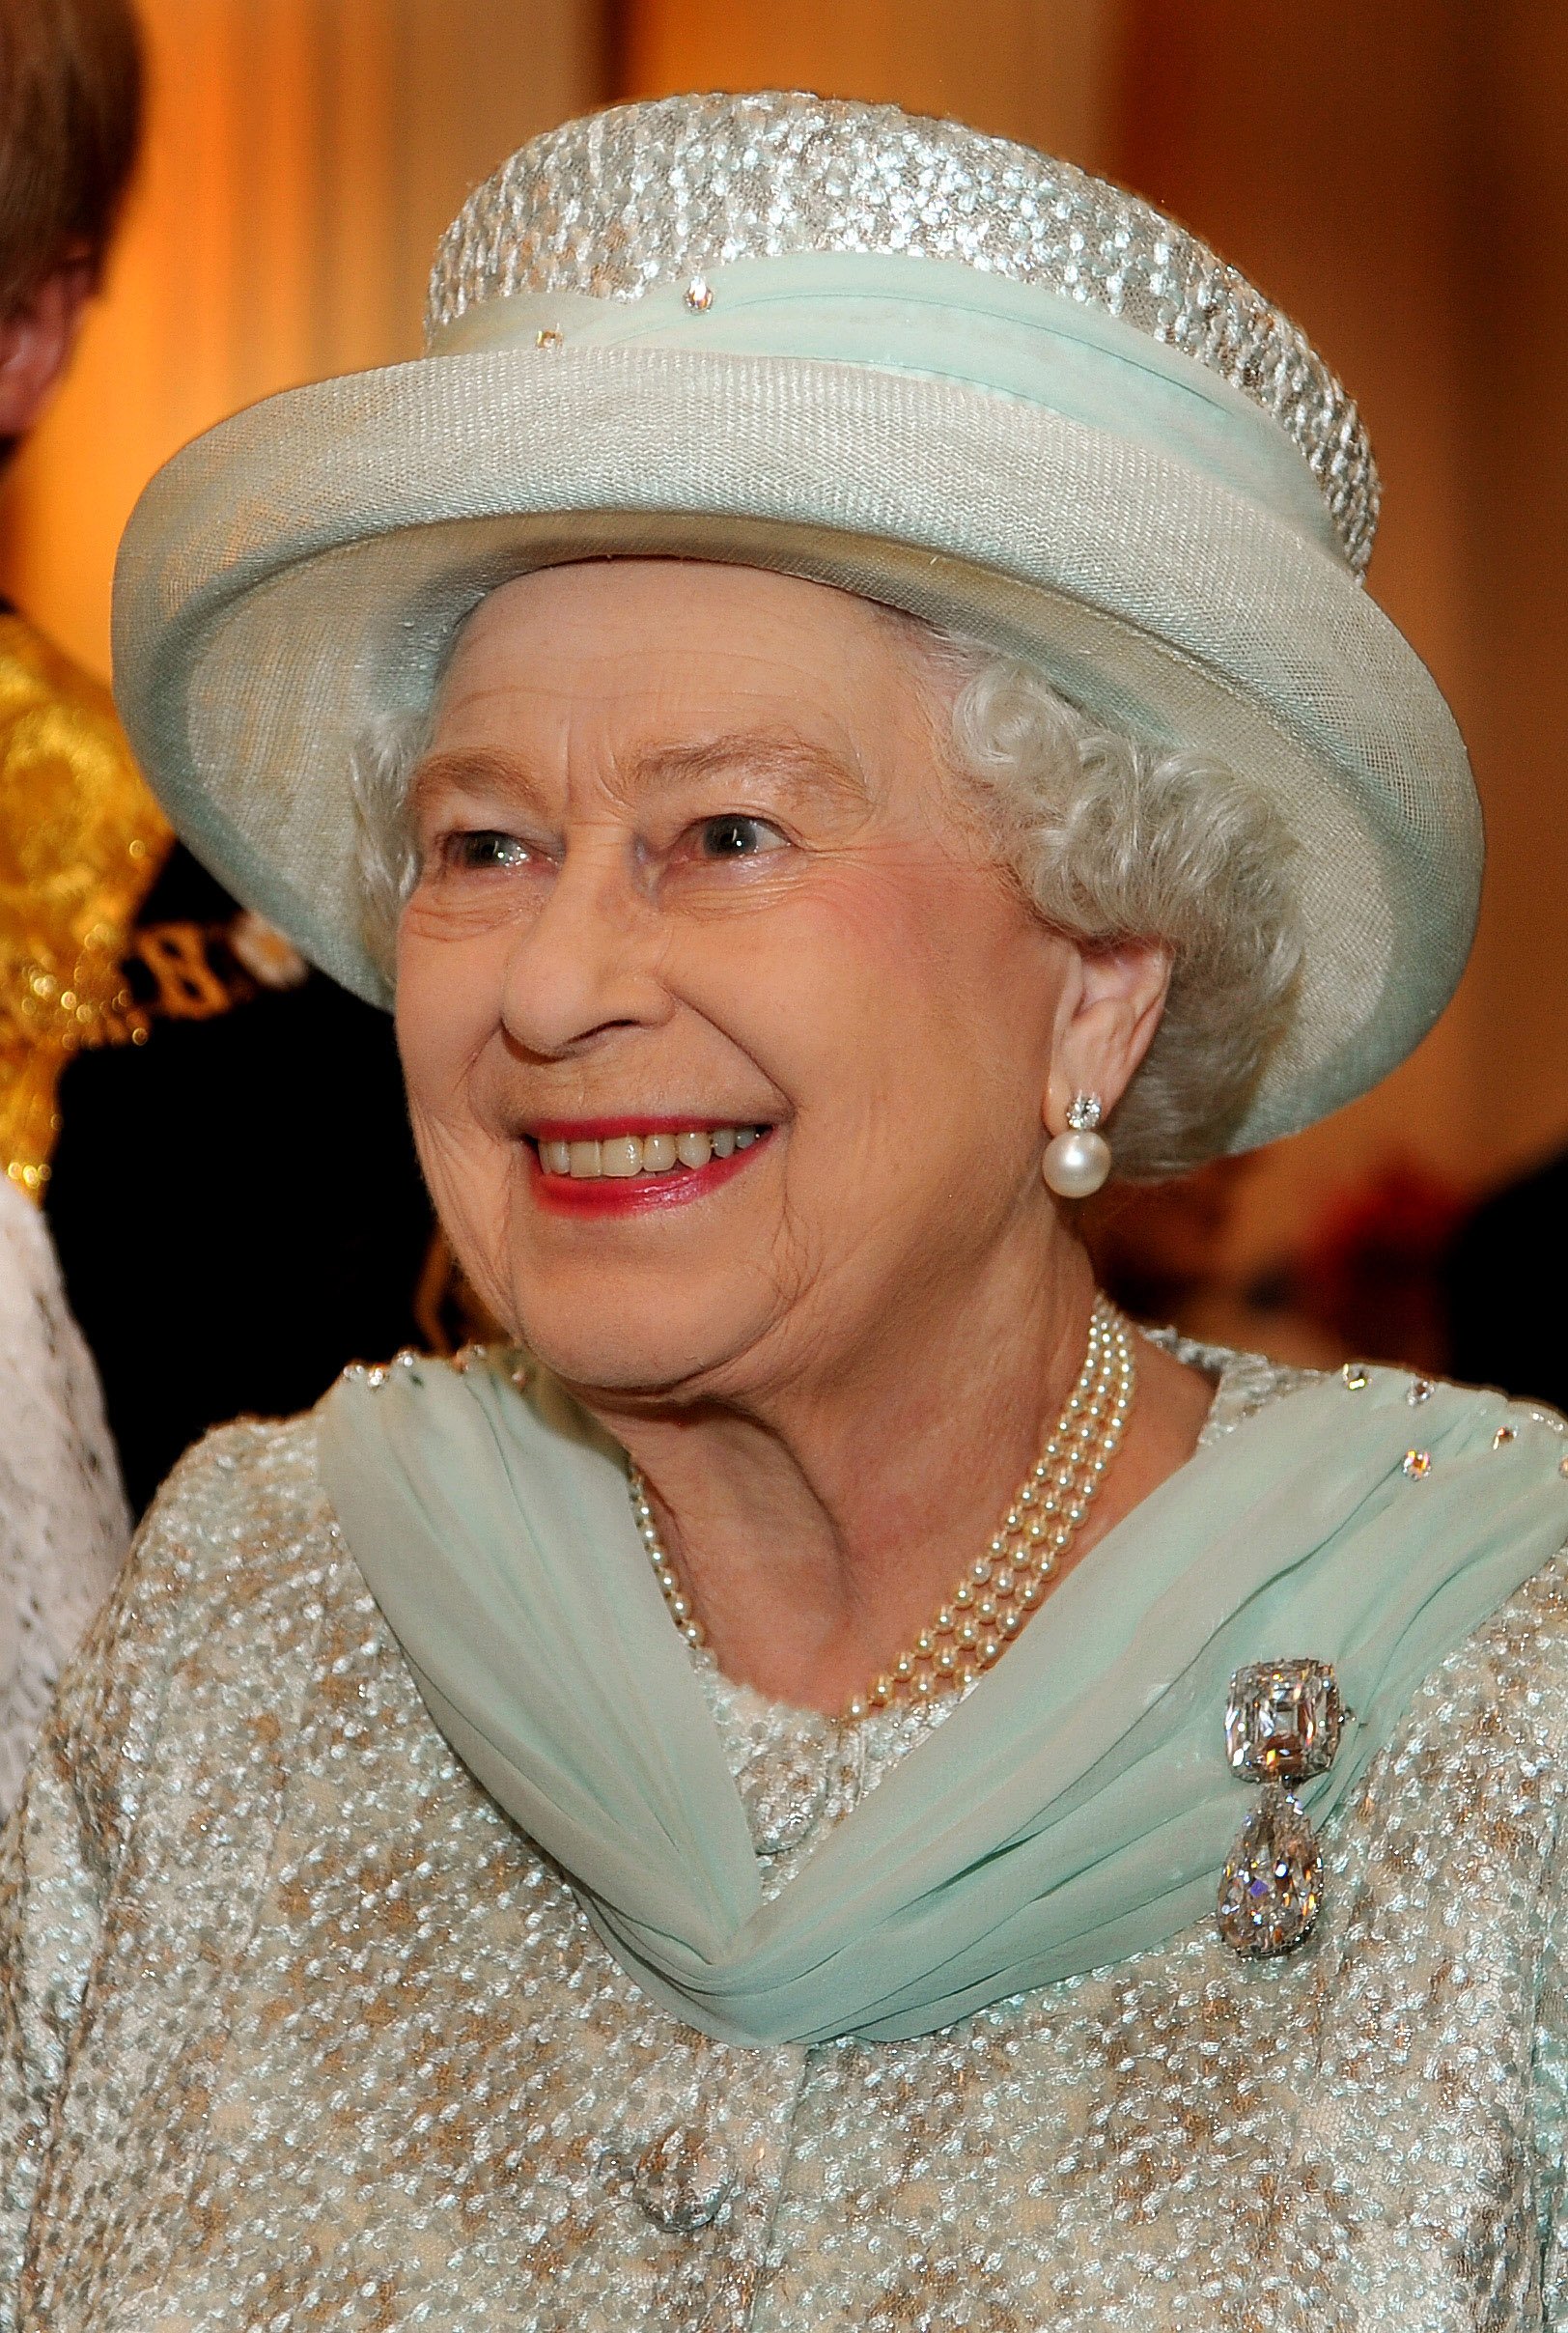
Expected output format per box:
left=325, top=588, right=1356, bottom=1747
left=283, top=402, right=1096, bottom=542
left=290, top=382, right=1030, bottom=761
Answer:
left=349, top=612, right=1302, bottom=1181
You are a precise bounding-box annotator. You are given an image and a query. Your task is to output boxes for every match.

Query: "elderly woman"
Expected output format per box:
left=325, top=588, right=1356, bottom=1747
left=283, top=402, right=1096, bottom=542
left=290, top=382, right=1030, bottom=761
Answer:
left=5, top=92, right=1567, bottom=2332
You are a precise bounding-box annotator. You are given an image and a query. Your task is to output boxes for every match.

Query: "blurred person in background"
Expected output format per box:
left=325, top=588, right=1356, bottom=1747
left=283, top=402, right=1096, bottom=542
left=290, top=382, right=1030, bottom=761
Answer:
left=0, top=18, right=434, bottom=1520
left=5, top=93, right=1568, bottom=2330
left=0, top=0, right=433, bottom=1819
left=45, top=832, right=436, bottom=1511
left=0, top=0, right=146, bottom=1805
left=1446, top=1144, right=1568, bottom=1412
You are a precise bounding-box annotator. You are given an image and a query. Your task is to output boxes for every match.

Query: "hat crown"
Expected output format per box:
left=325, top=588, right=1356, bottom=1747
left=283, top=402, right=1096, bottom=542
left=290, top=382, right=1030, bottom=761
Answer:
left=428, top=90, right=1378, bottom=575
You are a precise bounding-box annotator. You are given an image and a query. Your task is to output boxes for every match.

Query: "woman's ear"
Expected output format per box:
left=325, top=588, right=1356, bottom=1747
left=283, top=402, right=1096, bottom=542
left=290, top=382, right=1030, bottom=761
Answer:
left=1044, top=938, right=1171, bottom=1132
left=0, top=261, right=93, bottom=438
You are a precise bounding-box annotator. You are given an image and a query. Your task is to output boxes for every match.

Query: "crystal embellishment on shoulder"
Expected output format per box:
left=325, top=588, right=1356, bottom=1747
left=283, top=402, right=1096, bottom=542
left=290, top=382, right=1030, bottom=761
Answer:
left=1218, top=1657, right=1342, bottom=1959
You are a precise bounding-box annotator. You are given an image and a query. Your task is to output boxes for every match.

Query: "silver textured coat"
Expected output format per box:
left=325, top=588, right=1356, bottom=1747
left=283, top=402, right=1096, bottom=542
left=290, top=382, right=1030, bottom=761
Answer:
left=4, top=1355, right=1568, bottom=2330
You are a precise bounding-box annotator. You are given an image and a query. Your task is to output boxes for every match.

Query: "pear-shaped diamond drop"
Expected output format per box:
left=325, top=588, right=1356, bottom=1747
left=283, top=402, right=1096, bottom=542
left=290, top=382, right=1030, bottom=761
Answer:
left=1217, top=1784, right=1324, bottom=1957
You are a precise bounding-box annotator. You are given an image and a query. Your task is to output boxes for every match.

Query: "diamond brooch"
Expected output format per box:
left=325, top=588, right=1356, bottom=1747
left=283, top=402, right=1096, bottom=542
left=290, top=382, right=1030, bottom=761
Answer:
left=1217, top=1658, right=1343, bottom=1959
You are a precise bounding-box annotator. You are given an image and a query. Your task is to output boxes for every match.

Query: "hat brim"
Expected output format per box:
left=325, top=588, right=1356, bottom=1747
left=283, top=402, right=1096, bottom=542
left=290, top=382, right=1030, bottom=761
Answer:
left=112, top=343, right=1480, bottom=1154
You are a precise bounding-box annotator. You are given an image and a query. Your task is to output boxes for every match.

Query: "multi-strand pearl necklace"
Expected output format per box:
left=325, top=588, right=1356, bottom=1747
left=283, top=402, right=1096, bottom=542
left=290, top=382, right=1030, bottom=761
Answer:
left=628, top=1293, right=1137, bottom=1723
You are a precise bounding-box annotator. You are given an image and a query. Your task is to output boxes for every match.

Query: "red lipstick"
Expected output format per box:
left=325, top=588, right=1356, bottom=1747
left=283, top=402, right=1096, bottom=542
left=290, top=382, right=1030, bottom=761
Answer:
left=527, top=1127, right=773, bottom=1218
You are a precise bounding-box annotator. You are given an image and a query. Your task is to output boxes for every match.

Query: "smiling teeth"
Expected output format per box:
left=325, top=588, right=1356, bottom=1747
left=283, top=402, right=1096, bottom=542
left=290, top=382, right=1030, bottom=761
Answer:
left=539, top=1128, right=766, bottom=1178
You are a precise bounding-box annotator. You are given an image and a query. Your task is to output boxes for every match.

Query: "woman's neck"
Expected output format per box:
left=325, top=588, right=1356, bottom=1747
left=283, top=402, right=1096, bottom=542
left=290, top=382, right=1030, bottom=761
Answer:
left=581, top=1237, right=1216, bottom=1715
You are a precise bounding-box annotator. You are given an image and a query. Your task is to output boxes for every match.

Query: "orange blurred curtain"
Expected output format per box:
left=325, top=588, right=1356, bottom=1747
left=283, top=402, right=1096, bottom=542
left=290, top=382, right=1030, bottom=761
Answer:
left=0, top=0, right=604, bottom=678
left=617, top=0, right=1127, bottom=170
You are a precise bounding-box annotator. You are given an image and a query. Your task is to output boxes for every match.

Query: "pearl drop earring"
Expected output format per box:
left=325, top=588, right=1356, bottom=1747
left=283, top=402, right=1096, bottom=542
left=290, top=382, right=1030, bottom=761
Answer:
left=1042, top=1092, right=1112, bottom=1198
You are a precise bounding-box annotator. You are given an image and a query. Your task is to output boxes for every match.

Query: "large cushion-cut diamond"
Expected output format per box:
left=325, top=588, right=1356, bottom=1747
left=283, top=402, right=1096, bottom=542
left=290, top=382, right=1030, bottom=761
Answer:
left=1216, top=1785, right=1324, bottom=1956
left=1224, top=1658, right=1342, bottom=1781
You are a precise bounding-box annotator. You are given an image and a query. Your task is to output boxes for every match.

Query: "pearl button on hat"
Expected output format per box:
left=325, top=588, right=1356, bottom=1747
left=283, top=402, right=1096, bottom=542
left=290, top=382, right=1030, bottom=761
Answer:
left=111, top=90, right=1480, bottom=1155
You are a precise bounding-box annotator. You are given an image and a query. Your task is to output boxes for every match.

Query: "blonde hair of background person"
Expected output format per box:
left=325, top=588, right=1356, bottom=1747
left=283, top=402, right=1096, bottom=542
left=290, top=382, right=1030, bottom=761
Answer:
left=0, top=0, right=151, bottom=1811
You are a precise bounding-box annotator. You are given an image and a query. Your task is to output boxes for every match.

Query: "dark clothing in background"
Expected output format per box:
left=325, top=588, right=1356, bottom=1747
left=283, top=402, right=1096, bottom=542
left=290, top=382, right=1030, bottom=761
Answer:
left=1445, top=1149, right=1568, bottom=1417
left=46, top=848, right=433, bottom=1514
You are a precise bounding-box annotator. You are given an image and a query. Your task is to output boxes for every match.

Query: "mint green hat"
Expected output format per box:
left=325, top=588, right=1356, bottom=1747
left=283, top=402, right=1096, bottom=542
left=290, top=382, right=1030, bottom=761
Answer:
left=111, top=91, right=1480, bottom=1154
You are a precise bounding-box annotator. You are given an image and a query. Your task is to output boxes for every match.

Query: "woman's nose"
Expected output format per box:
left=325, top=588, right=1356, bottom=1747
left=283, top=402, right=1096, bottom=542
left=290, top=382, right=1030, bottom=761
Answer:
left=497, top=846, right=669, bottom=1057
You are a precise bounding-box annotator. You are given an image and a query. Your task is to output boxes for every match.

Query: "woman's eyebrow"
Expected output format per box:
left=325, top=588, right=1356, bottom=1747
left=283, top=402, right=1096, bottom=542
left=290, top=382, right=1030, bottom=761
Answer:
left=407, top=748, right=546, bottom=814
left=408, top=734, right=873, bottom=817
left=626, top=733, right=871, bottom=807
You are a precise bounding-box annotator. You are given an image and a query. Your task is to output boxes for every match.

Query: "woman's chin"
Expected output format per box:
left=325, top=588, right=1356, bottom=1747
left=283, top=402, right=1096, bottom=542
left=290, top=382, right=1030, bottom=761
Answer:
left=513, top=1292, right=769, bottom=1404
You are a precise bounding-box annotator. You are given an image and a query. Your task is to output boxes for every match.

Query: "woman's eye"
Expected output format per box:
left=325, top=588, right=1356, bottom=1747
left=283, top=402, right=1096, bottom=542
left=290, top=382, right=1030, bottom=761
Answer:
left=694, top=815, right=786, bottom=859
left=444, top=829, right=532, bottom=871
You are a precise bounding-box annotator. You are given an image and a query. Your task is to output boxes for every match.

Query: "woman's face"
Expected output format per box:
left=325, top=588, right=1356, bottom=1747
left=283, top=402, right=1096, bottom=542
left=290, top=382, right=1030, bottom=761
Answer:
left=397, top=561, right=1076, bottom=1405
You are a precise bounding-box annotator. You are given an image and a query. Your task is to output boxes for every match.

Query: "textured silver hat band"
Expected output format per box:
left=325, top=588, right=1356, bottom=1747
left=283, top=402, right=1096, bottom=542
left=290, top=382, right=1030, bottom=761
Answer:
left=431, top=252, right=1344, bottom=566
left=429, top=92, right=1379, bottom=575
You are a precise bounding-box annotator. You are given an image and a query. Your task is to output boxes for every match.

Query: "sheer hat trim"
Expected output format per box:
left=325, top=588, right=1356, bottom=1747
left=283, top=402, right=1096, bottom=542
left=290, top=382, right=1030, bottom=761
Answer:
left=111, top=91, right=1479, bottom=1153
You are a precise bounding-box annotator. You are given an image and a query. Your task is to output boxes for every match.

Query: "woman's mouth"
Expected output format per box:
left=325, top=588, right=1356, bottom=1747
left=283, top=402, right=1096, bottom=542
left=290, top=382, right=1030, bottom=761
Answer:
left=525, top=1120, right=774, bottom=1216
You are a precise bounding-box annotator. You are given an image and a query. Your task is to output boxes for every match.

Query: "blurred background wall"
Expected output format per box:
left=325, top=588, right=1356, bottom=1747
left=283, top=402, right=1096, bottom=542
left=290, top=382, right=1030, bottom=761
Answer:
left=0, top=0, right=602, bottom=672
left=6, top=0, right=1566, bottom=1362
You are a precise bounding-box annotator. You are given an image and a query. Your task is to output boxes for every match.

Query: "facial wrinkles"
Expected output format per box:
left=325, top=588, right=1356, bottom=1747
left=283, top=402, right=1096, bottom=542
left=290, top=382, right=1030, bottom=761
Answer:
left=400, top=561, right=1069, bottom=1404
left=409, top=1106, right=513, bottom=1328
left=700, top=845, right=1039, bottom=1383
left=429, top=685, right=876, bottom=1090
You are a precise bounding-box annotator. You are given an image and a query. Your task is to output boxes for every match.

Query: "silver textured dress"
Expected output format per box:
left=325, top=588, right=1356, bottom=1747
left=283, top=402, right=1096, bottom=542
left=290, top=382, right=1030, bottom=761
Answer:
left=0, top=1180, right=127, bottom=1819
left=4, top=1352, right=1568, bottom=2330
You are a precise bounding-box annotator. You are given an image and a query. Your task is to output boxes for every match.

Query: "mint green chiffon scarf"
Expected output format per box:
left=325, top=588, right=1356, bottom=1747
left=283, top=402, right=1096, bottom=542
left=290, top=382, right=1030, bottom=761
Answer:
left=318, top=1355, right=1568, bottom=2045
